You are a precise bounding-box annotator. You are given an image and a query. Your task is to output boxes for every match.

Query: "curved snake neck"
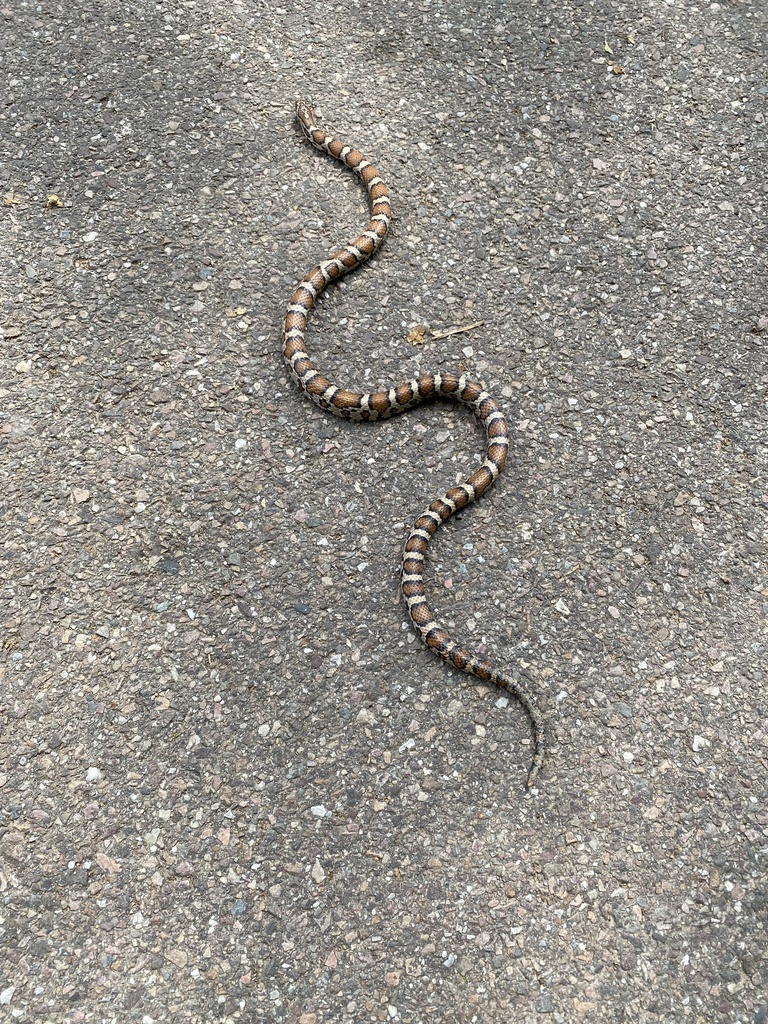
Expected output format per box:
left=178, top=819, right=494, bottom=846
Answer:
left=283, top=99, right=544, bottom=789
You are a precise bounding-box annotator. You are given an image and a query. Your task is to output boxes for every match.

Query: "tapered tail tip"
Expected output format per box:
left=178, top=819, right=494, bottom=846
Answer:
left=525, top=741, right=544, bottom=791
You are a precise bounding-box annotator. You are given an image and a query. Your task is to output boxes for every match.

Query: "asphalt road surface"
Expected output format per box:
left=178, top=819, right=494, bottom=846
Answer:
left=1, top=1, right=766, bottom=1021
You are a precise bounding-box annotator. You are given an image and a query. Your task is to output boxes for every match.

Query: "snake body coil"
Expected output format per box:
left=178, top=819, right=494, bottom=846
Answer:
left=283, top=100, right=544, bottom=788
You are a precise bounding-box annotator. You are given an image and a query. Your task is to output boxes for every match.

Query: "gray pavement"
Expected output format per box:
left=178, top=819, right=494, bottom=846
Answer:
left=1, top=0, right=766, bottom=1021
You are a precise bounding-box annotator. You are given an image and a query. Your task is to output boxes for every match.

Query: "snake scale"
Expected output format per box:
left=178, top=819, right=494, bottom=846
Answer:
left=283, top=99, right=544, bottom=788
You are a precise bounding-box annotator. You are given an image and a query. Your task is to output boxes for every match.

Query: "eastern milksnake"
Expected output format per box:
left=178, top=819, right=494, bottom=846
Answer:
left=283, top=99, right=544, bottom=788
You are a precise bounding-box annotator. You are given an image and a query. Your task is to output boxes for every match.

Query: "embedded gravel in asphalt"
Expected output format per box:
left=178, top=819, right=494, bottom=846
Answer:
left=1, top=1, right=766, bottom=1022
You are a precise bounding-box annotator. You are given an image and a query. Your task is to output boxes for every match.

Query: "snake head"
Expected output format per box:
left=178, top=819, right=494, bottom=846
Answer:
left=295, top=98, right=319, bottom=134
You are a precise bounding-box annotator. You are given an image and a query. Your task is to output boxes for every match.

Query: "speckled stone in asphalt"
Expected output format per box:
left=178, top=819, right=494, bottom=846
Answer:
left=1, top=1, right=766, bottom=1022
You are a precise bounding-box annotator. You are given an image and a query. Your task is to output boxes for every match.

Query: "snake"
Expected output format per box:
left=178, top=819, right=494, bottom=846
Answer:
left=282, top=99, right=544, bottom=788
